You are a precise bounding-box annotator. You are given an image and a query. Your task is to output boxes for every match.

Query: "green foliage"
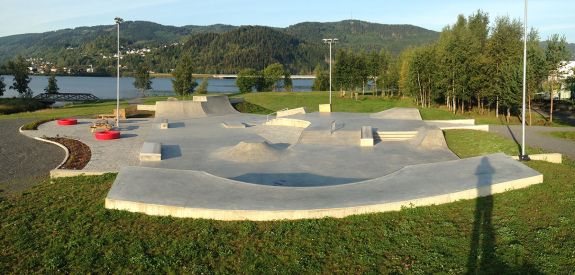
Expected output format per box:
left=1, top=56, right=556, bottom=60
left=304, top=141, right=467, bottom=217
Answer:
left=311, top=64, right=329, bottom=91
left=7, top=56, right=32, bottom=98
left=236, top=69, right=261, bottom=93
left=232, top=101, right=272, bottom=114
left=262, top=63, right=285, bottom=91
left=133, top=65, right=153, bottom=95
left=0, top=76, right=5, bottom=96
left=171, top=55, right=197, bottom=96
left=44, top=75, right=59, bottom=94
left=20, top=118, right=56, bottom=130
left=0, top=98, right=47, bottom=115
left=196, top=78, right=208, bottom=94
left=283, top=72, right=293, bottom=92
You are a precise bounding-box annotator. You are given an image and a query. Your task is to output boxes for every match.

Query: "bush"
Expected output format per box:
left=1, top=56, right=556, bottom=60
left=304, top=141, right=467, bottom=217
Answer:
left=0, top=98, right=47, bottom=115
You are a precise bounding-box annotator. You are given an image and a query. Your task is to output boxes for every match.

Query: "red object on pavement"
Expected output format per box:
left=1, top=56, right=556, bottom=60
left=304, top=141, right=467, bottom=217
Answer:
left=94, top=130, right=121, bottom=140
left=57, top=118, right=78, bottom=126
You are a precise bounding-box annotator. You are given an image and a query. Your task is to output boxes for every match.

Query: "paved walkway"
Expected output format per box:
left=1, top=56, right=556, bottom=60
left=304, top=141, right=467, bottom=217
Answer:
left=0, top=119, right=66, bottom=194
left=489, top=125, right=575, bottom=160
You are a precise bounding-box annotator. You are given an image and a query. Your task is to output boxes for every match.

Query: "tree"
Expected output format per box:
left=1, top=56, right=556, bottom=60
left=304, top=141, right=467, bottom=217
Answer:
left=172, top=55, right=197, bottom=96
left=196, top=78, right=209, bottom=94
left=526, top=29, right=547, bottom=125
left=263, top=63, right=284, bottom=91
left=236, top=68, right=260, bottom=93
left=133, top=65, right=153, bottom=96
left=545, top=34, right=570, bottom=122
left=311, top=64, right=329, bottom=91
left=283, top=72, right=293, bottom=92
left=8, top=56, right=32, bottom=98
left=44, top=75, right=59, bottom=94
left=0, top=76, right=5, bottom=97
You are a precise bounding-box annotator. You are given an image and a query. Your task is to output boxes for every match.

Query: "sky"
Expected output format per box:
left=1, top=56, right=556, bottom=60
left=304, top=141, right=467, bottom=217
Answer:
left=0, top=0, right=574, bottom=42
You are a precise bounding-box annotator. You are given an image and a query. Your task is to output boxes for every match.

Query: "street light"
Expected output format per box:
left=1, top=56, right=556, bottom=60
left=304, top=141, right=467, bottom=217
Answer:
left=323, top=38, right=338, bottom=105
left=521, top=0, right=529, bottom=161
left=114, top=17, right=123, bottom=128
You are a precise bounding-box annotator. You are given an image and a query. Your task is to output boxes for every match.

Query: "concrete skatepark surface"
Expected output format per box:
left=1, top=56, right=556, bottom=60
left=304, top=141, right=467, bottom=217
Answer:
left=20, top=95, right=543, bottom=220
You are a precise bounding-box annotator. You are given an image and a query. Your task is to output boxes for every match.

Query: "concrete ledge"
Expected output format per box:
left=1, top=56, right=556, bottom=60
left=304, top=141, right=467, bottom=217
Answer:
left=512, top=153, right=562, bottom=164
left=277, top=107, right=306, bottom=117
left=360, top=126, right=374, bottom=147
left=319, top=104, right=331, bottom=113
left=440, top=125, right=489, bottom=132
left=193, top=96, right=208, bottom=102
left=265, top=118, right=311, bottom=128
left=222, top=122, right=247, bottom=128
left=140, top=142, right=162, bottom=161
left=50, top=169, right=109, bottom=178
left=426, top=119, right=476, bottom=125
left=137, top=104, right=156, bottom=111
left=160, top=119, right=169, bottom=129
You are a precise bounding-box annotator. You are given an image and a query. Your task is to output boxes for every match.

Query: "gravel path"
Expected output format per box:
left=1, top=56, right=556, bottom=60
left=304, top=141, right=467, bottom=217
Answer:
left=0, top=119, right=66, bottom=194
left=489, top=125, right=575, bottom=160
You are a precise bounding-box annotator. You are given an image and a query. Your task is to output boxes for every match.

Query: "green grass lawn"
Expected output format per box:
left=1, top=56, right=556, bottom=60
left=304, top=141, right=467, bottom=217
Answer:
left=1, top=129, right=574, bottom=273
left=547, top=131, right=575, bottom=141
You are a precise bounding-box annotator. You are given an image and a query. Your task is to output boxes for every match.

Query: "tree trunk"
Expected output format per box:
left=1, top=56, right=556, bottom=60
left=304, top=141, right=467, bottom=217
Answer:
left=528, top=93, right=532, bottom=126
left=496, top=96, right=499, bottom=118
left=506, top=107, right=510, bottom=123
left=550, top=84, right=554, bottom=123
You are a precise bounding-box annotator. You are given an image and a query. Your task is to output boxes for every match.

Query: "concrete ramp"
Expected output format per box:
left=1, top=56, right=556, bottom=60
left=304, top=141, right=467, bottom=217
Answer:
left=155, top=95, right=238, bottom=119
left=214, top=141, right=286, bottom=162
left=201, top=95, right=239, bottom=115
left=371, top=108, right=422, bottom=120
left=155, top=100, right=206, bottom=119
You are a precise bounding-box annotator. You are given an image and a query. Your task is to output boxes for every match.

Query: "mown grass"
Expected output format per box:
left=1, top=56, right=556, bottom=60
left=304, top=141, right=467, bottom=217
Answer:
left=0, top=100, right=130, bottom=120
left=547, top=131, right=575, bottom=141
left=444, top=129, right=545, bottom=158
left=1, top=130, right=574, bottom=273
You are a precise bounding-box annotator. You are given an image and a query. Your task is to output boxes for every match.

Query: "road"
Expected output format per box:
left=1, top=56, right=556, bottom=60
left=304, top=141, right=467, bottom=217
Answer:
left=0, top=119, right=66, bottom=195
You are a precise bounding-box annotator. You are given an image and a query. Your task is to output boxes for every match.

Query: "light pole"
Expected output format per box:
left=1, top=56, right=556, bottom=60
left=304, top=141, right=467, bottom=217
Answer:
left=114, top=17, right=123, bottom=128
left=521, top=0, right=529, bottom=160
left=322, top=38, right=338, bottom=105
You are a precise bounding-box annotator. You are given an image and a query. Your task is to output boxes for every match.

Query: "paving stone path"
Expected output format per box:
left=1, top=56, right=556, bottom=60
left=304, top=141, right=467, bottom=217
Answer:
left=0, top=119, right=65, bottom=194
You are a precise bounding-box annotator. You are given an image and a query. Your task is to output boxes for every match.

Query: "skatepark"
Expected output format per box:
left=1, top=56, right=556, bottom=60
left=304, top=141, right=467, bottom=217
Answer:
left=21, top=95, right=543, bottom=220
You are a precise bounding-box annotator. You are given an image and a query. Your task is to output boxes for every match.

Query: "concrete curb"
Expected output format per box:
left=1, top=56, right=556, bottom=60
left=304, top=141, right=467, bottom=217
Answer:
left=19, top=124, right=70, bottom=170
left=50, top=169, right=110, bottom=178
left=511, top=153, right=562, bottom=164
left=104, top=174, right=543, bottom=221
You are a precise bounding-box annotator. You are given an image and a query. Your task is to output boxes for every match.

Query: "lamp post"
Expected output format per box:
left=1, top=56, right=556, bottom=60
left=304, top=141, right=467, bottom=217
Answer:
left=521, top=0, right=529, bottom=161
left=114, top=17, right=123, bottom=128
left=322, top=38, right=338, bottom=105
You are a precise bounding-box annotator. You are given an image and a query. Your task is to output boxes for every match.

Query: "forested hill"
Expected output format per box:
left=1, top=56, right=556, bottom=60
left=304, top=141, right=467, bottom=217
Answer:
left=0, top=20, right=439, bottom=74
left=285, top=20, right=439, bottom=54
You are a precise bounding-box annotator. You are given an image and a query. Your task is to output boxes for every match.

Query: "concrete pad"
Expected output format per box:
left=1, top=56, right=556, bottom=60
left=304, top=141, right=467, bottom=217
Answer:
left=265, top=118, right=311, bottom=128
left=105, top=153, right=543, bottom=220
left=371, top=108, right=422, bottom=120
left=140, top=142, right=162, bottom=161
left=222, top=122, right=247, bottom=128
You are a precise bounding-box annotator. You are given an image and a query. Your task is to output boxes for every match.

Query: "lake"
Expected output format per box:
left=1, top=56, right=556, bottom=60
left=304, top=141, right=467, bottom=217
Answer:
left=0, top=75, right=314, bottom=99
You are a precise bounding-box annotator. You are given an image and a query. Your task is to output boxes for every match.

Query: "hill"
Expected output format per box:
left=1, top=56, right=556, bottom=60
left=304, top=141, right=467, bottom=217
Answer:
left=0, top=20, right=439, bottom=74
left=285, top=20, right=439, bottom=55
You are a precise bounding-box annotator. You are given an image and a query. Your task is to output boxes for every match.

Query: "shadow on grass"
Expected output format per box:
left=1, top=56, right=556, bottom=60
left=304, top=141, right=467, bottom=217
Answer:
left=467, top=157, right=542, bottom=274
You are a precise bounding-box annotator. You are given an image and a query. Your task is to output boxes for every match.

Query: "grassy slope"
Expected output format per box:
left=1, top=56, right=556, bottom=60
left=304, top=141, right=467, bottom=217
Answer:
left=1, top=128, right=574, bottom=272
left=548, top=131, right=575, bottom=141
